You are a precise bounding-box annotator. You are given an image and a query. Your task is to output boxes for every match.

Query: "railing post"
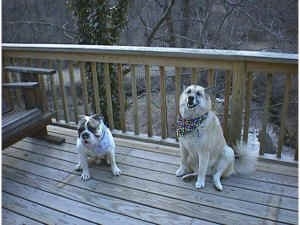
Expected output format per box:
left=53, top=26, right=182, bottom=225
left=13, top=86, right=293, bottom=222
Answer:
left=58, top=60, right=70, bottom=122
left=229, top=62, right=246, bottom=147
left=259, top=73, right=272, bottom=155
left=49, top=60, right=59, bottom=121
left=191, top=68, right=197, bottom=84
left=117, top=64, right=126, bottom=133
left=104, top=63, right=114, bottom=130
left=208, top=69, right=215, bottom=110
left=79, top=62, right=89, bottom=115
left=175, top=67, right=181, bottom=122
left=277, top=73, right=292, bottom=159
left=91, top=62, right=101, bottom=115
left=131, top=65, right=139, bottom=135
left=145, top=65, right=153, bottom=137
left=69, top=61, right=79, bottom=124
left=160, top=66, right=168, bottom=139
left=243, top=72, right=253, bottom=143
left=223, top=70, right=231, bottom=141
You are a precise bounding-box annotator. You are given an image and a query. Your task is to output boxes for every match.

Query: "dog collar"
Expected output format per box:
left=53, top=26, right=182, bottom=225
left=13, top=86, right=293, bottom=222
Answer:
left=176, top=112, right=209, bottom=137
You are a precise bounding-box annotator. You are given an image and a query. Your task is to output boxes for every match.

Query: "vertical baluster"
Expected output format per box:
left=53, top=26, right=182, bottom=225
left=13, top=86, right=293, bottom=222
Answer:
left=3, top=57, right=12, bottom=110
left=37, top=60, right=48, bottom=112
left=131, top=65, right=139, bottom=135
left=6, top=58, right=14, bottom=83
left=145, top=65, right=153, bottom=137
left=79, top=62, right=89, bottom=115
left=91, top=62, right=101, bottom=114
left=104, top=63, right=114, bottom=129
left=58, top=60, right=69, bottom=122
left=11, top=58, right=23, bottom=108
left=25, top=58, right=31, bottom=68
left=208, top=69, right=215, bottom=109
left=191, top=68, right=197, bottom=84
left=117, top=64, right=126, bottom=133
left=175, top=67, right=181, bottom=121
left=160, top=66, right=168, bottom=139
left=229, top=62, right=246, bottom=146
left=223, top=70, right=231, bottom=141
left=49, top=60, right=59, bottom=121
left=3, top=57, right=9, bottom=81
left=260, top=73, right=272, bottom=155
left=295, top=140, right=298, bottom=161
left=19, top=58, right=26, bottom=66
left=277, top=73, right=292, bottom=159
left=69, top=61, right=79, bottom=124
left=243, top=72, right=253, bottom=143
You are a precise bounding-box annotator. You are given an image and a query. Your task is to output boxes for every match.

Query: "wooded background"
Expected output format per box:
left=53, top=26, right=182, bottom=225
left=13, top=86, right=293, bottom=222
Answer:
left=3, top=0, right=297, bottom=53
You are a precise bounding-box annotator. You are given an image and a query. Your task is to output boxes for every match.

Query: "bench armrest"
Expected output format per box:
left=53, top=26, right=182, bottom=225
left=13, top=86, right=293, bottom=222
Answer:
left=3, top=82, right=39, bottom=89
left=4, top=66, right=56, bottom=75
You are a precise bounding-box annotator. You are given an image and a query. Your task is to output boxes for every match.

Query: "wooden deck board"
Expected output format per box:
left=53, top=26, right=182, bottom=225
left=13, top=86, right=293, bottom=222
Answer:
left=2, top=208, right=44, bottom=225
left=2, top=126, right=298, bottom=225
left=3, top=191, right=96, bottom=225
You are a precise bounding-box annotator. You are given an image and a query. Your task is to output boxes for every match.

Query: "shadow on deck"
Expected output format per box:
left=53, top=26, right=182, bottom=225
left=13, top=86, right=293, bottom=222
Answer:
left=2, top=125, right=298, bottom=225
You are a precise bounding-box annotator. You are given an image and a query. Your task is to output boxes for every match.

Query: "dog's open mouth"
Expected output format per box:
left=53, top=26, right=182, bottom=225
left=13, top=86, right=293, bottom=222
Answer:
left=187, top=103, right=198, bottom=109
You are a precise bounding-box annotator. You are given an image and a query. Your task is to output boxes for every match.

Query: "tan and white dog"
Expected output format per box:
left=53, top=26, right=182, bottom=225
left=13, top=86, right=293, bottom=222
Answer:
left=176, top=85, right=256, bottom=191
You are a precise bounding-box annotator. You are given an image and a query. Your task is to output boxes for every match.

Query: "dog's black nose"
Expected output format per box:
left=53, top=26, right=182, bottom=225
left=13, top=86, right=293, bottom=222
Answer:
left=82, top=132, right=90, bottom=140
left=188, top=96, right=194, bottom=105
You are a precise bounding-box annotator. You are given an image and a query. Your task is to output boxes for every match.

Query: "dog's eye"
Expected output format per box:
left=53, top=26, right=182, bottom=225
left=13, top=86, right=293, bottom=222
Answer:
left=186, top=89, right=191, bottom=94
left=87, top=124, right=97, bottom=133
left=196, top=91, right=202, bottom=96
left=78, top=126, right=85, bottom=136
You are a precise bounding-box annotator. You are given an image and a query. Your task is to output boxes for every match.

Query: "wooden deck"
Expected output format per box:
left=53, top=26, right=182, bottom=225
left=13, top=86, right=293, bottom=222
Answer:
left=2, top=125, right=298, bottom=225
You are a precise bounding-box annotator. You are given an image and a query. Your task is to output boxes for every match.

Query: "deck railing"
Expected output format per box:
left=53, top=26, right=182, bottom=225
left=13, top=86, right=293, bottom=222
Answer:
left=2, top=43, right=298, bottom=161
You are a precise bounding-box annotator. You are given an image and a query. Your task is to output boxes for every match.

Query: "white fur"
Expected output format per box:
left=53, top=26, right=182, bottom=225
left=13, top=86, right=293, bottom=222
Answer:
left=76, top=116, right=121, bottom=181
left=176, top=85, right=256, bottom=191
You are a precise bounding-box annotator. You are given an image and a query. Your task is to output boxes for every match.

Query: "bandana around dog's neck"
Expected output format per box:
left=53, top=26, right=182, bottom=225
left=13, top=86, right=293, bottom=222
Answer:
left=176, top=112, right=209, bottom=137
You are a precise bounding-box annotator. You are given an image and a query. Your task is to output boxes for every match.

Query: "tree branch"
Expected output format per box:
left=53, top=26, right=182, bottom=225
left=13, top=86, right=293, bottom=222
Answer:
left=146, top=0, right=176, bottom=46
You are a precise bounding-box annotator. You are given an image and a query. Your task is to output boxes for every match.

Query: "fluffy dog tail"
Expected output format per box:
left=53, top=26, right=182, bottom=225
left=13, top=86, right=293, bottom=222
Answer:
left=234, top=142, right=257, bottom=175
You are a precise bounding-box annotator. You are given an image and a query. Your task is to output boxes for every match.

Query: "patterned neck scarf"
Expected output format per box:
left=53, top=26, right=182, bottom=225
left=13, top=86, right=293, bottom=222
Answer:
left=176, top=112, right=209, bottom=137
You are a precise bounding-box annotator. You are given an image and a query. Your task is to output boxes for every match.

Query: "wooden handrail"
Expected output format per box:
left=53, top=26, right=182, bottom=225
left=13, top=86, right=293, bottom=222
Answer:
left=2, top=43, right=297, bottom=62
left=3, top=43, right=297, bottom=73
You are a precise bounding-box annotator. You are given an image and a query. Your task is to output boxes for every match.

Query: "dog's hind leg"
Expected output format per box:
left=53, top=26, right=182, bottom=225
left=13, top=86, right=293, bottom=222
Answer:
left=105, top=154, right=111, bottom=165
left=176, top=144, right=191, bottom=177
left=213, top=146, right=235, bottom=191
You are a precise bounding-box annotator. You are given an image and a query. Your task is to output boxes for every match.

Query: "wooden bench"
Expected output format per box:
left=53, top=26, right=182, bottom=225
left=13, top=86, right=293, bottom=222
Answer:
left=2, top=66, right=65, bottom=148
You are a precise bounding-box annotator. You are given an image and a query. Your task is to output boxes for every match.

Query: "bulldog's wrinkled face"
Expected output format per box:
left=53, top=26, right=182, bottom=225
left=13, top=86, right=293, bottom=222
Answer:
left=78, top=115, right=103, bottom=146
left=179, top=85, right=211, bottom=119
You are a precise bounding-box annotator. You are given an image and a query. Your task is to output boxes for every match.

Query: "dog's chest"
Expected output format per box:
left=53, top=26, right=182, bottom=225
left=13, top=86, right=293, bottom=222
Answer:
left=85, top=135, right=114, bottom=156
left=179, top=127, right=206, bottom=150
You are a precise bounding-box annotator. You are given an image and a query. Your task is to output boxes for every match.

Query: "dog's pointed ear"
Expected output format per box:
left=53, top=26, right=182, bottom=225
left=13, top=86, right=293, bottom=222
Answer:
left=78, top=115, right=87, bottom=125
left=205, top=86, right=216, bottom=96
left=78, top=115, right=85, bottom=120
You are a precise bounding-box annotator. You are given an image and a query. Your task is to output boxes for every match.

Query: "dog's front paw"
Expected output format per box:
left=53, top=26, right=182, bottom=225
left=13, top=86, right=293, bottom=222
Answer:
left=195, top=179, right=205, bottom=189
left=112, top=167, right=121, bottom=176
left=176, top=166, right=188, bottom=177
left=81, top=171, right=91, bottom=181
